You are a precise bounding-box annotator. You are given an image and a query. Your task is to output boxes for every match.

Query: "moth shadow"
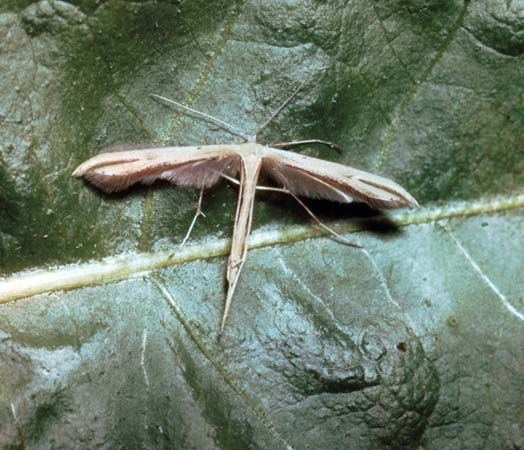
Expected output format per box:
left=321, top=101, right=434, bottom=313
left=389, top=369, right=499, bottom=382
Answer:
left=80, top=180, right=186, bottom=201
left=260, top=191, right=403, bottom=238
left=81, top=179, right=403, bottom=237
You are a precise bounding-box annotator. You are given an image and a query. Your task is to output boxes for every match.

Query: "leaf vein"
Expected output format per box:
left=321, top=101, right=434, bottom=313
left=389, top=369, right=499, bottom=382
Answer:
left=445, top=227, right=524, bottom=321
left=150, top=276, right=295, bottom=450
left=374, top=0, right=472, bottom=172
left=1, top=193, right=523, bottom=304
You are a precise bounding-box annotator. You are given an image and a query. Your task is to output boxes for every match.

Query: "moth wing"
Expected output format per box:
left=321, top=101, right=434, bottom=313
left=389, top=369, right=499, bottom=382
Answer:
left=73, top=145, right=240, bottom=193
left=263, top=149, right=418, bottom=209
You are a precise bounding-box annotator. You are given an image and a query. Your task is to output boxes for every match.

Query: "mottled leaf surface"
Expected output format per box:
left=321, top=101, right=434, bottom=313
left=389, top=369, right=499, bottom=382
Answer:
left=1, top=1, right=523, bottom=449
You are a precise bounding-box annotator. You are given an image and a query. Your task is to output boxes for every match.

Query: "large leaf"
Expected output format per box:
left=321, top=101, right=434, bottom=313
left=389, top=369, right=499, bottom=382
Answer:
left=1, top=1, right=523, bottom=448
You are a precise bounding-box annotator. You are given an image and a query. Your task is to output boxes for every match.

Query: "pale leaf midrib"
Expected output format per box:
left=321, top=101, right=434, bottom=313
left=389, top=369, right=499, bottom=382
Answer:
left=0, top=193, right=522, bottom=304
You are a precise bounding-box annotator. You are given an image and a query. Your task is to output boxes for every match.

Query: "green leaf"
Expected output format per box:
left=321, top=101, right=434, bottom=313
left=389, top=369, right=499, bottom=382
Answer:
left=1, top=1, right=523, bottom=448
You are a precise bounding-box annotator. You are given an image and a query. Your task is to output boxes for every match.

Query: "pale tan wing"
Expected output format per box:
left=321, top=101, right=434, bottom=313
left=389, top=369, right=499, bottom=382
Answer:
left=263, top=148, right=418, bottom=209
left=73, top=145, right=241, bottom=193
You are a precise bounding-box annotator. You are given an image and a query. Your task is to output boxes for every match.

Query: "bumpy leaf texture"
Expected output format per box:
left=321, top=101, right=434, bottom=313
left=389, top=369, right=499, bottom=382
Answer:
left=1, top=0, right=523, bottom=449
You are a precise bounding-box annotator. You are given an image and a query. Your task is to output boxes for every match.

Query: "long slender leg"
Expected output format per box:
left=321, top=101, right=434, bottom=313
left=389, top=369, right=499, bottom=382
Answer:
left=220, top=156, right=263, bottom=335
left=220, top=174, right=361, bottom=248
left=282, top=189, right=361, bottom=248
left=180, top=187, right=206, bottom=248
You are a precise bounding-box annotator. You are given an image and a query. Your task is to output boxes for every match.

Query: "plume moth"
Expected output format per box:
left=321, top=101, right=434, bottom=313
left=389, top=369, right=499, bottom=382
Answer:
left=73, top=87, right=418, bottom=334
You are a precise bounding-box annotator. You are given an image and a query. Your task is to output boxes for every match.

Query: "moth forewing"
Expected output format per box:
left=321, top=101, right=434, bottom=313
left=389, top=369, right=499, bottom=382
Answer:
left=73, top=145, right=243, bottom=193
left=72, top=145, right=244, bottom=178
left=266, top=148, right=419, bottom=209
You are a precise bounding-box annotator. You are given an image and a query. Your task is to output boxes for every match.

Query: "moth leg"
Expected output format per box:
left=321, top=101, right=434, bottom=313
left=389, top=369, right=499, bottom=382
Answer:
left=220, top=174, right=361, bottom=248
left=229, top=259, right=242, bottom=269
left=276, top=188, right=361, bottom=248
left=219, top=157, right=262, bottom=336
left=180, top=187, right=206, bottom=247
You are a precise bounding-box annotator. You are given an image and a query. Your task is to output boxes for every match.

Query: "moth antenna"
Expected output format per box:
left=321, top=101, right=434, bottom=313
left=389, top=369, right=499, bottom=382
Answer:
left=271, top=139, right=344, bottom=154
left=150, top=94, right=250, bottom=142
left=255, top=67, right=327, bottom=139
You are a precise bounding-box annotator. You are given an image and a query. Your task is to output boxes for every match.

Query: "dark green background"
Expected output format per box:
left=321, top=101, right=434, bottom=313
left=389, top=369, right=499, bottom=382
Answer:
left=1, top=0, right=523, bottom=448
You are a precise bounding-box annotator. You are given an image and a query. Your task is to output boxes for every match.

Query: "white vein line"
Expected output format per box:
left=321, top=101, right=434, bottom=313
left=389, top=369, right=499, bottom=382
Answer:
left=359, top=247, right=417, bottom=331
left=150, top=277, right=296, bottom=450
left=447, top=229, right=524, bottom=321
left=359, top=248, right=400, bottom=309
left=10, top=403, right=17, bottom=421
left=141, top=328, right=150, bottom=388
left=277, top=255, right=346, bottom=335
left=60, top=299, right=71, bottom=315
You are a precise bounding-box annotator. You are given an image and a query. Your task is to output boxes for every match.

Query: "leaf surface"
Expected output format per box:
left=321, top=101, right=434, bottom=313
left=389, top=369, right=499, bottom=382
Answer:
left=1, top=1, right=523, bottom=448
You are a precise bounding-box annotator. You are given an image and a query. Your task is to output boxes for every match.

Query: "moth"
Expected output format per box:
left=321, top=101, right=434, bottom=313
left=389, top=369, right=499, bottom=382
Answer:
left=73, top=89, right=418, bottom=334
